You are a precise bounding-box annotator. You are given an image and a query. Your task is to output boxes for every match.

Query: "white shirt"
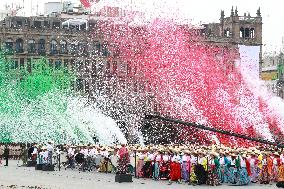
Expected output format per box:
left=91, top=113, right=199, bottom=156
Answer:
left=68, top=148, right=75, bottom=157
left=182, top=155, right=189, bottom=162
left=46, top=144, right=53, bottom=152
left=32, top=147, right=38, bottom=154
left=172, top=155, right=181, bottom=162
left=138, top=153, right=145, bottom=160
left=156, top=155, right=162, bottom=162
left=241, top=158, right=246, bottom=168
left=219, top=157, right=225, bottom=165
left=163, top=155, right=169, bottom=162
left=191, top=156, right=197, bottom=164
left=250, top=158, right=256, bottom=167
left=148, top=153, right=155, bottom=161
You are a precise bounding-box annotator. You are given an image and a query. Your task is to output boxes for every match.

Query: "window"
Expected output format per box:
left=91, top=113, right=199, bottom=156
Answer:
left=15, top=38, right=24, bottom=53
left=44, top=21, right=49, bottom=28
left=16, top=21, right=22, bottom=28
left=38, top=39, right=46, bottom=55
left=34, top=21, right=42, bottom=28
left=70, top=43, right=78, bottom=54
left=49, top=59, right=54, bottom=69
left=102, top=42, right=109, bottom=56
left=78, top=42, right=88, bottom=55
left=93, top=42, right=101, bottom=55
left=28, top=39, right=36, bottom=53
left=240, top=27, right=244, bottom=38
left=112, top=61, right=117, bottom=74
left=27, top=58, right=32, bottom=73
left=50, top=40, right=58, bottom=55
left=5, top=38, right=13, bottom=54
left=60, top=40, right=68, bottom=54
left=250, top=28, right=255, bottom=38
left=245, top=28, right=250, bottom=38
left=20, top=58, right=25, bottom=70
left=76, top=79, right=84, bottom=91
left=63, top=59, right=69, bottom=72
left=52, top=22, right=60, bottom=29
left=55, top=60, right=62, bottom=70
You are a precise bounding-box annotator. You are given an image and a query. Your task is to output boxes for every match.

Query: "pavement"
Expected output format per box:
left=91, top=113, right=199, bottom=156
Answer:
left=0, top=160, right=280, bottom=189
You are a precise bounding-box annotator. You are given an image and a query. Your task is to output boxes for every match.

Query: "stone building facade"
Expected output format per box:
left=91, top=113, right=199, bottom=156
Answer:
left=0, top=7, right=264, bottom=143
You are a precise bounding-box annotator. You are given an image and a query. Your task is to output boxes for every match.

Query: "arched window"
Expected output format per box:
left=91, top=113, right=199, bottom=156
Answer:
left=240, top=27, right=244, bottom=38
left=60, top=40, right=67, bottom=54
left=28, top=39, right=36, bottom=53
left=102, top=42, right=109, bottom=56
left=69, top=42, right=78, bottom=55
left=78, top=41, right=88, bottom=55
left=5, top=38, right=13, bottom=53
left=250, top=28, right=255, bottom=38
left=50, top=39, right=58, bottom=55
left=15, top=38, right=24, bottom=53
left=245, top=28, right=250, bottom=38
left=93, top=41, right=101, bottom=55
left=224, top=28, right=230, bottom=37
left=38, top=39, right=46, bottom=55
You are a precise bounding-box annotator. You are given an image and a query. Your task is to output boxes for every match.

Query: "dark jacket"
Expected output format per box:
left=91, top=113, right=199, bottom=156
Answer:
left=3, top=147, right=9, bottom=158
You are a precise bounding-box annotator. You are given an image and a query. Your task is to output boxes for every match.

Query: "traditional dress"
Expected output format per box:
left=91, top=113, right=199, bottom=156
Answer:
left=143, top=152, right=154, bottom=178
left=238, top=156, right=250, bottom=185
left=228, top=157, right=238, bottom=184
left=195, top=155, right=207, bottom=185
left=250, top=156, right=258, bottom=183
left=207, top=156, right=220, bottom=186
left=169, top=155, right=181, bottom=181
left=117, top=146, right=130, bottom=174
left=136, top=152, right=145, bottom=178
left=153, top=154, right=161, bottom=180
left=181, top=154, right=190, bottom=182
left=272, top=155, right=280, bottom=182
left=259, top=157, right=270, bottom=184
left=190, top=155, right=198, bottom=184
left=223, top=155, right=232, bottom=183
left=218, top=156, right=225, bottom=183
left=276, top=155, right=284, bottom=187
left=160, top=154, right=170, bottom=180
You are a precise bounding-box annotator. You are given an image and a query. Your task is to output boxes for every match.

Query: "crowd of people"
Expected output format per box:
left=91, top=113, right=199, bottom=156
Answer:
left=1, top=142, right=284, bottom=187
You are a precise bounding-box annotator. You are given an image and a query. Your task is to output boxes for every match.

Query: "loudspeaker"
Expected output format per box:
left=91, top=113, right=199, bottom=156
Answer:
left=35, top=164, right=43, bottom=170
left=115, top=174, right=133, bottom=183
left=27, top=161, right=37, bottom=167
left=42, top=164, right=55, bottom=171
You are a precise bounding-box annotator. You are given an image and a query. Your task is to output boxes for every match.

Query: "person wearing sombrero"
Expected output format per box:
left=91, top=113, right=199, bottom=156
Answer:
left=168, top=149, right=182, bottom=184
left=136, top=148, right=145, bottom=178
left=195, top=151, right=207, bottom=185
left=259, top=152, right=270, bottom=184
left=249, top=151, right=258, bottom=183
left=153, top=149, right=162, bottom=180
left=116, top=144, right=130, bottom=175
left=223, top=151, right=232, bottom=183
left=206, top=152, right=221, bottom=186
left=272, top=152, right=281, bottom=182
left=181, top=150, right=190, bottom=183
left=190, top=151, right=198, bottom=185
left=237, top=153, right=250, bottom=185
left=276, top=150, right=284, bottom=187
left=160, top=150, right=170, bottom=180
left=218, top=150, right=226, bottom=183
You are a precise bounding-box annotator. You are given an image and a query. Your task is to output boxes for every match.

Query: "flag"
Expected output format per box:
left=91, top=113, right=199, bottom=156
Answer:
left=80, top=0, right=100, bottom=8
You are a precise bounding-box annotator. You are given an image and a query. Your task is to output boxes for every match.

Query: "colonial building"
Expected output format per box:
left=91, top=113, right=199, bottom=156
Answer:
left=0, top=7, right=264, bottom=143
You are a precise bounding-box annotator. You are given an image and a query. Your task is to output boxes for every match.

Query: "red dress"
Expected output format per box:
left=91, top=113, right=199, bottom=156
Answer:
left=170, top=161, right=181, bottom=181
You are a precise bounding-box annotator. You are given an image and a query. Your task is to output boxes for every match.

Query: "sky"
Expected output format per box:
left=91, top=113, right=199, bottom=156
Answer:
left=0, top=0, right=283, bottom=53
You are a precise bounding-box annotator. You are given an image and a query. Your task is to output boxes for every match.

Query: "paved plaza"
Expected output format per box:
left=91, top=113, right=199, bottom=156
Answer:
left=0, top=161, right=280, bottom=189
